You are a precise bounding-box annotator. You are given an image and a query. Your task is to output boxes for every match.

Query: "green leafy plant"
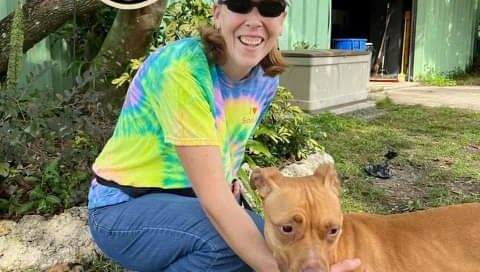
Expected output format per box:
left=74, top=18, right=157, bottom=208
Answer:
left=238, top=87, right=325, bottom=213
left=51, top=7, right=117, bottom=77
left=155, top=0, right=214, bottom=47
left=6, top=0, right=25, bottom=90
left=0, top=70, right=116, bottom=218
left=245, top=87, right=324, bottom=168
left=236, top=166, right=264, bottom=215
left=293, top=40, right=313, bottom=50
left=14, top=159, right=65, bottom=215
left=292, top=40, right=321, bottom=50
left=111, top=57, right=145, bottom=88
left=416, top=66, right=457, bottom=86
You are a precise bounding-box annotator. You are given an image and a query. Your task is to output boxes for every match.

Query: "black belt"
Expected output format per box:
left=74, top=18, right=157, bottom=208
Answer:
left=95, top=175, right=252, bottom=210
left=95, top=175, right=196, bottom=198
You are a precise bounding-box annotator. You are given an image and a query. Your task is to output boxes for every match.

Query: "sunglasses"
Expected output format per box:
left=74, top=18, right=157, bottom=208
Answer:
left=219, top=0, right=286, bottom=18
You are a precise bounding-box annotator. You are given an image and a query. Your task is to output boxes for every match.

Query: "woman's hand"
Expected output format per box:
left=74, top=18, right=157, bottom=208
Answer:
left=231, top=179, right=245, bottom=202
left=331, top=258, right=366, bottom=272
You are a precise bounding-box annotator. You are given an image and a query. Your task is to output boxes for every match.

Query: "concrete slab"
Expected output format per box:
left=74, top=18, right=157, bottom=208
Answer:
left=368, top=81, right=421, bottom=92
left=368, top=86, right=480, bottom=111
left=329, top=100, right=377, bottom=115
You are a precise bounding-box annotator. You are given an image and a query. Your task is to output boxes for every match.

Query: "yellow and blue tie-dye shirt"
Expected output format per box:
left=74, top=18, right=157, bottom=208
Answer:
left=88, top=38, right=278, bottom=209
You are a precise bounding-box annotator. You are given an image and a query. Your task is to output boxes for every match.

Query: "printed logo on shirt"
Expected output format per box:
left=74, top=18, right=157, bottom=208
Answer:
left=241, top=106, right=259, bottom=124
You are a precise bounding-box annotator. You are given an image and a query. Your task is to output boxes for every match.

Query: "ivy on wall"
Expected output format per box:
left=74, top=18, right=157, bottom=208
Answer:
left=6, top=0, right=24, bottom=90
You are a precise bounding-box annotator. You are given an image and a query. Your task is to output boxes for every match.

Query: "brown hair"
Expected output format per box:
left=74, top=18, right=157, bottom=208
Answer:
left=199, top=26, right=287, bottom=77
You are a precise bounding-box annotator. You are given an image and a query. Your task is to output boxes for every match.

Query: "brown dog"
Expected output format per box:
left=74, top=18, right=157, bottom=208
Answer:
left=250, top=163, right=480, bottom=272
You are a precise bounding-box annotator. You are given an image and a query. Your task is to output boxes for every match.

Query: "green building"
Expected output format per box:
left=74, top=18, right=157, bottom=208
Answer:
left=281, top=0, right=479, bottom=80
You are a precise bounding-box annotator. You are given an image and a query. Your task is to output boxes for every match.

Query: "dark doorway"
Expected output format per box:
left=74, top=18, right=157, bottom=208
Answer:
left=331, top=0, right=413, bottom=79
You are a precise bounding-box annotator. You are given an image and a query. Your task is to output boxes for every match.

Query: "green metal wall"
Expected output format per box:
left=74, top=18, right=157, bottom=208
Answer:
left=279, top=0, right=331, bottom=49
left=0, top=0, right=73, bottom=90
left=475, top=2, right=480, bottom=57
left=413, top=0, right=478, bottom=77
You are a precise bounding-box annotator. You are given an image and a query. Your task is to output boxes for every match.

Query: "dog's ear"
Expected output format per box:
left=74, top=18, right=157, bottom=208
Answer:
left=313, top=163, right=341, bottom=196
left=250, top=167, right=281, bottom=199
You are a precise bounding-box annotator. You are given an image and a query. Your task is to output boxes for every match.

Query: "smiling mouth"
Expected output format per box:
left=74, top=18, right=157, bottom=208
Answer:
left=238, top=36, right=264, bottom=47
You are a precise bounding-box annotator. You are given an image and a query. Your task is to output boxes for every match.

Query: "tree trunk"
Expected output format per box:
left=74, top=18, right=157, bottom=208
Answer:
left=0, top=0, right=105, bottom=76
left=92, top=0, right=168, bottom=82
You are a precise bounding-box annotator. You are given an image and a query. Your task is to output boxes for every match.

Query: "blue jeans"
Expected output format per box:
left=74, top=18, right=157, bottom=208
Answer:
left=88, top=193, right=264, bottom=272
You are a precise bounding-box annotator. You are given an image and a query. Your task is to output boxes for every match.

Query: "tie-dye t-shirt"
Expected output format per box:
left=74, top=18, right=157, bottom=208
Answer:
left=89, top=37, right=278, bottom=208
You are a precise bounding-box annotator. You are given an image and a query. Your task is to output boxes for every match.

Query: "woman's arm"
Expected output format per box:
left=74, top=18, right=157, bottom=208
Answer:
left=176, top=145, right=363, bottom=272
left=176, top=145, right=279, bottom=272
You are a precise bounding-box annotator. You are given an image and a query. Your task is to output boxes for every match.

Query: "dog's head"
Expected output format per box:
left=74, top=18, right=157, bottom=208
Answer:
left=250, top=163, right=343, bottom=272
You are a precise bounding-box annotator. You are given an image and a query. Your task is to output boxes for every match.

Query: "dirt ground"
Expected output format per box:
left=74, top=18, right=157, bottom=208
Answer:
left=372, top=165, right=480, bottom=213
left=346, top=106, right=480, bottom=213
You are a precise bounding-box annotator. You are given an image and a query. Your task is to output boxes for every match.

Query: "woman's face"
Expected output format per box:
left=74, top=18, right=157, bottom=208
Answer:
left=214, top=0, right=286, bottom=78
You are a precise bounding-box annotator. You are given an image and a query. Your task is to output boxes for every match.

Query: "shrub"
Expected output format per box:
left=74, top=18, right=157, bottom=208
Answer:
left=0, top=75, right=117, bottom=218
left=155, top=0, right=214, bottom=47
left=416, top=67, right=457, bottom=86
left=239, top=87, right=325, bottom=213
left=245, top=87, right=324, bottom=168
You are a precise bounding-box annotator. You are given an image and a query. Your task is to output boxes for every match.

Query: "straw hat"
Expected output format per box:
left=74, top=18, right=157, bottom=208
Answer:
left=100, top=0, right=159, bottom=10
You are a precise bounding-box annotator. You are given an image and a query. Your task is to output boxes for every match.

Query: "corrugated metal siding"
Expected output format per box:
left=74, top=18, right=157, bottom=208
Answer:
left=413, top=0, right=478, bottom=77
left=1, top=0, right=73, bottom=90
left=475, top=0, right=480, bottom=57
left=279, top=0, right=331, bottom=49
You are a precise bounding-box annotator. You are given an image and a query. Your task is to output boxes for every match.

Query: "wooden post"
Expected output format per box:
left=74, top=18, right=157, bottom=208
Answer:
left=400, top=11, right=411, bottom=81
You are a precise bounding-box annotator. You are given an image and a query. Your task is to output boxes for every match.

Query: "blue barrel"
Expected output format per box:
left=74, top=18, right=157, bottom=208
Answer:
left=332, top=38, right=368, bottom=51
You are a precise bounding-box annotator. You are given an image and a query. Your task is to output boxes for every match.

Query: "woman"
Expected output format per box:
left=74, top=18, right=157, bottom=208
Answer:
left=88, top=0, right=363, bottom=271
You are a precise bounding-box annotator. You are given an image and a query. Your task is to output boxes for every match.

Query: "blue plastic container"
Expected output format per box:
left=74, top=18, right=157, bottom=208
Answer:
left=332, top=38, right=367, bottom=51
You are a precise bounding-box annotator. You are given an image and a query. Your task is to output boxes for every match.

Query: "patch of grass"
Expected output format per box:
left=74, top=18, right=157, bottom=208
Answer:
left=311, top=102, right=480, bottom=213
left=22, top=255, right=126, bottom=272
left=416, top=71, right=457, bottom=86
left=375, top=96, right=395, bottom=108
left=341, top=190, right=376, bottom=213
left=452, top=57, right=480, bottom=86
left=453, top=73, right=480, bottom=86
left=80, top=254, right=127, bottom=272
left=416, top=62, right=480, bottom=86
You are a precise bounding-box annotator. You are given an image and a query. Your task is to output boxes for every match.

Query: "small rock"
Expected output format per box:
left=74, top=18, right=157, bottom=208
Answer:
left=0, top=206, right=98, bottom=272
left=0, top=221, right=13, bottom=237
left=281, top=152, right=334, bottom=176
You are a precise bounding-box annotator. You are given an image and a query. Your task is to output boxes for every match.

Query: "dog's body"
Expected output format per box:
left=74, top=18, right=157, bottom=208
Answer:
left=250, top=164, right=480, bottom=272
left=339, top=204, right=479, bottom=272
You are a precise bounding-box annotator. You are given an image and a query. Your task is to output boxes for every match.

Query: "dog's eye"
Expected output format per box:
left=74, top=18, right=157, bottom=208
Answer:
left=328, top=227, right=339, bottom=236
left=280, top=225, right=294, bottom=234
